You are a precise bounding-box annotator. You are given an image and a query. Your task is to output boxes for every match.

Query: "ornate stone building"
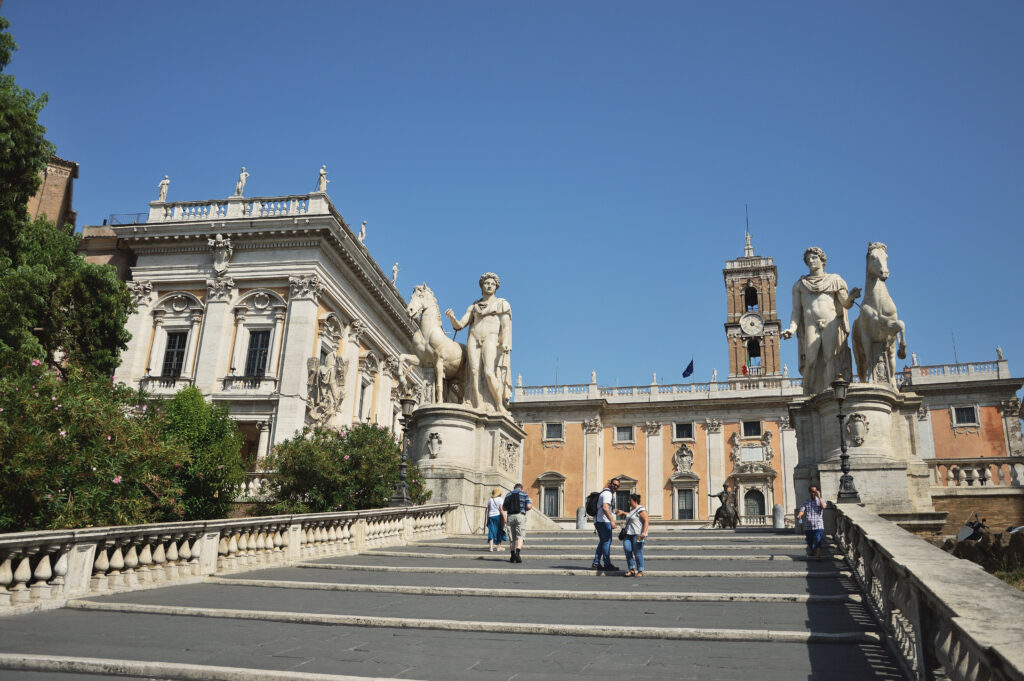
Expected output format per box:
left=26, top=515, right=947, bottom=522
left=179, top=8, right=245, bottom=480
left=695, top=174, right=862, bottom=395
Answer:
left=80, top=181, right=426, bottom=466
left=513, top=237, right=1024, bottom=525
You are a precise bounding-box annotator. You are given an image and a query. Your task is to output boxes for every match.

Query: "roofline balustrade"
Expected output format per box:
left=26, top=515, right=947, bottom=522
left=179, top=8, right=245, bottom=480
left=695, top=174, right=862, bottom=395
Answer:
left=513, top=378, right=803, bottom=403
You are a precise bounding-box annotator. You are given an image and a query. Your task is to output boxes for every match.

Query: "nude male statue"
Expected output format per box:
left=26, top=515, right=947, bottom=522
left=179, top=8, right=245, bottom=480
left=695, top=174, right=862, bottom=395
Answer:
left=445, top=272, right=512, bottom=413
left=782, top=247, right=861, bottom=395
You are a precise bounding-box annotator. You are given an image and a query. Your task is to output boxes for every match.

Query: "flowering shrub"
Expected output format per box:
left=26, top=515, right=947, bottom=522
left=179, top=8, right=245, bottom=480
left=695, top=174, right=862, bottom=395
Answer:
left=260, top=422, right=430, bottom=514
left=0, top=365, right=187, bottom=531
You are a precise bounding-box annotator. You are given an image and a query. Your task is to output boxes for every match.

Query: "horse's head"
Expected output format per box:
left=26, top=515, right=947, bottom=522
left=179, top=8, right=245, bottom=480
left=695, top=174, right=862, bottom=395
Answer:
left=406, top=283, right=435, bottom=319
left=866, top=242, right=889, bottom=281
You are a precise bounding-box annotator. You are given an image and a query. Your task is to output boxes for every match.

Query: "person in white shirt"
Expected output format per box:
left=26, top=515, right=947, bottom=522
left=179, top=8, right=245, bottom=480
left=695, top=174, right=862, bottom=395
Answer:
left=591, top=478, right=620, bottom=571
left=484, top=487, right=507, bottom=552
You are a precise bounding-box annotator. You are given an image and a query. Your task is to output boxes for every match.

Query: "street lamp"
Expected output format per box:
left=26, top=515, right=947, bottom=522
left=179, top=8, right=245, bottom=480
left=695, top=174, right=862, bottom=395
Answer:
left=388, top=397, right=417, bottom=507
left=832, top=374, right=861, bottom=504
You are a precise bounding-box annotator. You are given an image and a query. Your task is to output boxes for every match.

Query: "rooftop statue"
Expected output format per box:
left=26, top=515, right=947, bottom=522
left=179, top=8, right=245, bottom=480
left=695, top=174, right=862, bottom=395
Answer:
left=157, top=175, right=169, bottom=202
left=235, top=167, right=249, bottom=196
left=851, top=242, right=907, bottom=390
left=317, top=165, right=329, bottom=192
left=782, top=247, right=861, bottom=396
left=358, top=221, right=366, bottom=243
left=446, top=272, right=512, bottom=414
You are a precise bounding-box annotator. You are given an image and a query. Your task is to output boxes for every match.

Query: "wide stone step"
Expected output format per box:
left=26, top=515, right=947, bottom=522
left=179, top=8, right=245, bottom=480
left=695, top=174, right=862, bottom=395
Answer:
left=0, top=609, right=906, bottom=681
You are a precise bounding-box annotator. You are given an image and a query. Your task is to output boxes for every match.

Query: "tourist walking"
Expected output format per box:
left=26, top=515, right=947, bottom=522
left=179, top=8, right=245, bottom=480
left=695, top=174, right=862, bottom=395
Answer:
left=502, top=483, right=532, bottom=563
left=485, top=487, right=507, bottom=552
left=616, top=494, right=649, bottom=577
left=591, top=478, right=620, bottom=571
left=796, top=485, right=826, bottom=557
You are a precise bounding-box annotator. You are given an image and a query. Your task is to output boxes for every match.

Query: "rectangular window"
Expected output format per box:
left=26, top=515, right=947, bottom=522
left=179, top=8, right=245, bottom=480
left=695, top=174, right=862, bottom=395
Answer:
left=543, top=487, right=559, bottom=517
left=543, top=422, right=564, bottom=441
left=677, top=489, right=694, bottom=520
left=614, top=425, right=634, bottom=443
left=244, top=330, right=271, bottom=377
left=674, top=422, right=694, bottom=440
left=742, top=421, right=762, bottom=438
left=615, top=490, right=630, bottom=511
left=161, top=331, right=188, bottom=378
left=952, top=406, right=979, bottom=426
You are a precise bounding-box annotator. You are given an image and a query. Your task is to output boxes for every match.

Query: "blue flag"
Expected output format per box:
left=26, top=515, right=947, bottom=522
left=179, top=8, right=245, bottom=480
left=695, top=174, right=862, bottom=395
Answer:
left=682, top=359, right=694, bottom=378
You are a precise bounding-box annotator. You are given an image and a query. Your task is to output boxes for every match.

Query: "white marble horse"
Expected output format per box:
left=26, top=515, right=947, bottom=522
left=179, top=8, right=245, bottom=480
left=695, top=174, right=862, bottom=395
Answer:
left=852, top=242, right=907, bottom=389
left=404, top=284, right=466, bottom=404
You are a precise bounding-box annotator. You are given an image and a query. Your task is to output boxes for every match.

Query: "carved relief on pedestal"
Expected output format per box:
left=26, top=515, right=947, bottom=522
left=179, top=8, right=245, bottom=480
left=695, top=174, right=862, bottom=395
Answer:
left=426, top=432, right=443, bottom=459
left=845, top=413, right=869, bottom=447
left=127, top=280, right=153, bottom=306
left=206, top=277, right=235, bottom=302
left=498, top=434, right=518, bottom=473
left=583, top=417, right=602, bottom=434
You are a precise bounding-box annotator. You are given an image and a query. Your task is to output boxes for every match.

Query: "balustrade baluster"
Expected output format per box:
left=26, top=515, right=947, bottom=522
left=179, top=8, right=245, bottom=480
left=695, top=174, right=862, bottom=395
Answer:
left=982, top=465, right=993, bottom=486
left=255, top=528, right=268, bottom=564
left=165, top=537, right=179, bottom=579
left=137, top=537, right=153, bottom=583
left=10, top=553, right=32, bottom=605
left=1010, top=462, right=1022, bottom=487
left=226, top=531, right=239, bottom=571
left=186, top=534, right=201, bottom=575
left=50, top=545, right=69, bottom=597
left=28, top=548, right=54, bottom=601
left=272, top=527, right=284, bottom=555
left=123, top=541, right=139, bottom=587
left=91, top=544, right=110, bottom=592
left=108, top=542, right=126, bottom=589
left=956, top=467, right=967, bottom=486
left=236, top=530, right=249, bottom=567
left=0, top=553, right=12, bottom=607
left=152, top=536, right=168, bottom=582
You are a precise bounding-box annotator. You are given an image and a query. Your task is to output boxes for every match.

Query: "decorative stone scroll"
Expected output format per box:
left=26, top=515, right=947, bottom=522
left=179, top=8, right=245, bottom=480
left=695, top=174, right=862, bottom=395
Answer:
left=704, top=418, right=722, bottom=434
left=206, top=277, right=235, bottom=302
left=583, top=417, right=602, bottom=434
left=347, top=320, right=368, bottom=345
left=289, top=275, right=325, bottom=302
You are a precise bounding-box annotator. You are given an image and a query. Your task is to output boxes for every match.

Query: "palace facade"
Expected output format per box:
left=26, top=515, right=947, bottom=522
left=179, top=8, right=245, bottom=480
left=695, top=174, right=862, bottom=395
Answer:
left=512, top=238, right=1024, bottom=526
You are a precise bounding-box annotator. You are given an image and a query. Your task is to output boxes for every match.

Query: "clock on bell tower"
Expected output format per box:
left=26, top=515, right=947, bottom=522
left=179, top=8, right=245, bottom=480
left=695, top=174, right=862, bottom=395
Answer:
left=723, top=233, right=781, bottom=379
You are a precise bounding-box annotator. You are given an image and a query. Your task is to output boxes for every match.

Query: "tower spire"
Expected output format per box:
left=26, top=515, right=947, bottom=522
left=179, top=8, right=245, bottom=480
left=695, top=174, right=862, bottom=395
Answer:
left=744, top=204, right=754, bottom=257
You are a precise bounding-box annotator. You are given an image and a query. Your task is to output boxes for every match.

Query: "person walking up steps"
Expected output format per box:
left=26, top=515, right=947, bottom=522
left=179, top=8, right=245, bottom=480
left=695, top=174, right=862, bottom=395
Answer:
left=484, top=488, right=507, bottom=552
left=502, top=483, right=532, bottom=563
left=616, top=493, right=649, bottom=577
left=591, top=478, right=620, bottom=571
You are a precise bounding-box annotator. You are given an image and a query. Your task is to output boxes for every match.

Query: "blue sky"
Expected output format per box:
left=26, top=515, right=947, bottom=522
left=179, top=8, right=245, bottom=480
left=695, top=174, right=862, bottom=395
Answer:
left=6, top=2, right=1023, bottom=388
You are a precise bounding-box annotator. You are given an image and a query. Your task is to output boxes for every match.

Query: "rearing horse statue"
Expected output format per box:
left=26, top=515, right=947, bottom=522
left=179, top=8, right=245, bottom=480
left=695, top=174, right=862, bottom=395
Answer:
left=852, top=242, right=908, bottom=389
left=404, top=284, right=466, bottom=404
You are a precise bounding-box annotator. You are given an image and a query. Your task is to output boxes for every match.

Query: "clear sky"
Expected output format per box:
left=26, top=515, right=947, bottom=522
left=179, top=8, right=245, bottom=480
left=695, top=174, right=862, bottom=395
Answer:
left=6, top=2, right=1023, bottom=390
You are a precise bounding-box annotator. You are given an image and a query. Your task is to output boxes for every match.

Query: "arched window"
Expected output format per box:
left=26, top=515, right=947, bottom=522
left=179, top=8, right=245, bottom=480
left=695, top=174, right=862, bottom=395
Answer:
left=746, top=338, right=762, bottom=367
left=744, top=286, right=759, bottom=312
left=744, top=489, right=765, bottom=516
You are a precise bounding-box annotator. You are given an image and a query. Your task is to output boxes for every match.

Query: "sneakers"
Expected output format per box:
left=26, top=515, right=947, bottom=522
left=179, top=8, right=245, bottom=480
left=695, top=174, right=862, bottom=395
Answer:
left=591, top=563, right=602, bottom=570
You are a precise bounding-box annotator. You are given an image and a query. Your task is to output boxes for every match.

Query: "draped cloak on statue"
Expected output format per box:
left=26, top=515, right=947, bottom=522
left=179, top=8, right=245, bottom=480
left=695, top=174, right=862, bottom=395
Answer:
left=793, top=272, right=851, bottom=382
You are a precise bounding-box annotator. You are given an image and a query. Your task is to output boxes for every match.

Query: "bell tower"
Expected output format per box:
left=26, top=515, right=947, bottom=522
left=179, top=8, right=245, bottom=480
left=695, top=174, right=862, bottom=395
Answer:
left=724, top=233, right=781, bottom=378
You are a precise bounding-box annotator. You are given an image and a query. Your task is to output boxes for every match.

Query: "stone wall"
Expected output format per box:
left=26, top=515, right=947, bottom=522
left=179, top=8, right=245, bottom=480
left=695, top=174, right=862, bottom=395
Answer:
left=932, top=493, right=1024, bottom=536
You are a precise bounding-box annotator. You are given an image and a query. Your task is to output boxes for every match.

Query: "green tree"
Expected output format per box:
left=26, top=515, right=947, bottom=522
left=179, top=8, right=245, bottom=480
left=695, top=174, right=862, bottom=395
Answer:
left=261, top=423, right=430, bottom=514
left=154, top=386, right=245, bottom=520
left=0, top=14, right=132, bottom=377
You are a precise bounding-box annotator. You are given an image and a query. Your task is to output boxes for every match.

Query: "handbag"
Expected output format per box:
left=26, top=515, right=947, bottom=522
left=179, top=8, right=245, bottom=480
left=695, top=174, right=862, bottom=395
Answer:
left=619, top=505, right=646, bottom=542
left=618, top=527, right=628, bottom=541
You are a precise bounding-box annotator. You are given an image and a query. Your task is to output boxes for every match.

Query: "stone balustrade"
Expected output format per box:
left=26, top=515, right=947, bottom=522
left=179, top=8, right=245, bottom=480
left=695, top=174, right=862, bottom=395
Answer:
left=235, top=473, right=273, bottom=501
left=138, top=375, right=194, bottom=395
left=900, top=359, right=1011, bottom=387
left=146, top=193, right=331, bottom=224
left=833, top=505, right=1024, bottom=681
left=0, top=504, right=455, bottom=615
left=926, top=457, right=1023, bottom=490
left=515, top=377, right=803, bottom=403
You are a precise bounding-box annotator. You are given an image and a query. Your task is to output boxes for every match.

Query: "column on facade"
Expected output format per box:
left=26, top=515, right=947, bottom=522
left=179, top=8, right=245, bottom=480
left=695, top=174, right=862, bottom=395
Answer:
left=227, top=308, right=246, bottom=375
left=143, top=310, right=165, bottom=377
left=120, top=281, right=156, bottom=380
left=378, top=356, right=400, bottom=427
left=643, top=422, right=664, bottom=518
left=183, top=310, right=203, bottom=379
left=705, top=419, right=724, bottom=518
left=256, top=420, right=271, bottom=461
left=272, top=275, right=324, bottom=443
left=193, top=278, right=235, bottom=392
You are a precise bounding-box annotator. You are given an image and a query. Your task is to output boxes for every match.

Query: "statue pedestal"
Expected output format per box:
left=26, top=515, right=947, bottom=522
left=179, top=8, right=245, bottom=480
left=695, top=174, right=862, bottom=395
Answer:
left=789, top=384, right=934, bottom=513
left=407, top=404, right=525, bottom=534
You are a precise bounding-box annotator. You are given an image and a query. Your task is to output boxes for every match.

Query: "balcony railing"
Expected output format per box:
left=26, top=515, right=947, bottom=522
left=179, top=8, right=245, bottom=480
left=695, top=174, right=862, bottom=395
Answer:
left=515, top=377, right=802, bottom=402
left=925, top=457, right=1023, bottom=490
left=139, top=375, right=193, bottom=394
left=221, top=375, right=278, bottom=393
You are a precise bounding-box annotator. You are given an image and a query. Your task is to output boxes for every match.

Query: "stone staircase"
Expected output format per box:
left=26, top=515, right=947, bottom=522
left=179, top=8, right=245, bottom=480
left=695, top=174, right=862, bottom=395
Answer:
left=0, top=528, right=905, bottom=681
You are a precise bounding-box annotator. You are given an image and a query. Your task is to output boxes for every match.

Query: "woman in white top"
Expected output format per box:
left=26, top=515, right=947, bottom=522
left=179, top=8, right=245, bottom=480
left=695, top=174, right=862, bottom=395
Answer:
left=485, top=487, right=507, bottom=552
left=616, top=493, right=650, bottom=577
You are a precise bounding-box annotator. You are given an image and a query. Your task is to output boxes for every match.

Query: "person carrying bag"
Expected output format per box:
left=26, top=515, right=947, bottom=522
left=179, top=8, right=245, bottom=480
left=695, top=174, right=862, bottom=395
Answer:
left=615, top=493, right=649, bottom=577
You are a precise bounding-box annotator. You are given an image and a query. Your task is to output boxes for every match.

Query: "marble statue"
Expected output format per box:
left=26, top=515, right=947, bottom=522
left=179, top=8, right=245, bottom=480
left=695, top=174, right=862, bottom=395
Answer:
left=761, top=430, right=773, bottom=464
left=851, top=242, right=907, bottom=390
left=997, top=346, right=1004, bottom=360
left=235, top=167, right=249, bottom=196
left=317, top=165, right=329, bottom=192
left=709, top=483, right=738, bottom=529
left=782, top=246, right=861, bottom=395
left=446, top=272, right=512, bottom=414
left=208, top=234, right=232, bottom=277
left=783, top=364, right=789, bottom=378
left=652, top=372, right=657, bottom=384
left=591, top=370, right=597, bottom=384
left=358, top=221, right=366, bottom=243
left=711, top=369, right=717, bottom=382
left=728, top=431, right=742, bottom=466
left=307, top=350, right=345, bottom=425
left=517, top=373, right=523, bottom=387
left=157, top=175, right=169, bottom=202
left=392, top=262, right=400, bottom=284
left=405, top=283, right=466, bottom=405
left=911, top=352, right=919, bottom=366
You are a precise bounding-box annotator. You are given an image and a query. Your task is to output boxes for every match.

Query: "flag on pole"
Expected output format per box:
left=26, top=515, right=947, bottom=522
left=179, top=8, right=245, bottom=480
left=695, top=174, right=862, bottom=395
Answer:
left=741, top=361, right=749, bottom=376
left=682, top=359, right=694, bottom=379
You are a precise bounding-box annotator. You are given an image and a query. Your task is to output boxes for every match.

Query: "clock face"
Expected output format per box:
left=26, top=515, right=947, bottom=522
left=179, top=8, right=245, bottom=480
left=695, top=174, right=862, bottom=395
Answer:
left=740, top=313, right=764, bottom=336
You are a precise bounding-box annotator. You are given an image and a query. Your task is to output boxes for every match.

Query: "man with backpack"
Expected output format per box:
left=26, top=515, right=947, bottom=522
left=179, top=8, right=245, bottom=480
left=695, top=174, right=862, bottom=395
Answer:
left=590, top=478, right=620, bottom=571
left=502, top=483, right=532, bottom=563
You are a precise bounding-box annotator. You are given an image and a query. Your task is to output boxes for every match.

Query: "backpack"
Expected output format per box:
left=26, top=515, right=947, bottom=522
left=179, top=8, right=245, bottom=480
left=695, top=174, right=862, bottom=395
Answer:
left=585, top=488, right=609, bottom=517
left=503, top=490, right=522, bottom=515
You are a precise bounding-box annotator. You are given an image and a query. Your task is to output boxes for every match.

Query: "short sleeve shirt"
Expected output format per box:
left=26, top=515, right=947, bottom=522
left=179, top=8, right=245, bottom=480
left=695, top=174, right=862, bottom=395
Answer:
left=800, top=498, right=825, bottom=530
left=595, top=489, right=615, bottom=524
